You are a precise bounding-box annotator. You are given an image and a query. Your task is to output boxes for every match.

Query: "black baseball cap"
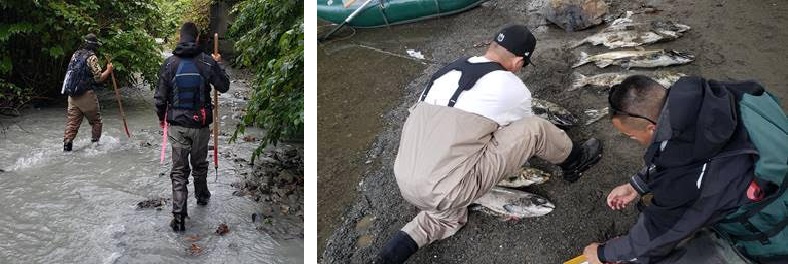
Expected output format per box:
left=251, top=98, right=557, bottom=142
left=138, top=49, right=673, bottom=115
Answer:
left=493, top=25, right=536, bottom=66
left=83, top=33, right=102, bottom=46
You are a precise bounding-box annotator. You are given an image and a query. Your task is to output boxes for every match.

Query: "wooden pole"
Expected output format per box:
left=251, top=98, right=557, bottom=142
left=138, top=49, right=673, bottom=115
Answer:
left=212, top=33, right=219, bottom=182
left=105, top=56, right=130, bottom=138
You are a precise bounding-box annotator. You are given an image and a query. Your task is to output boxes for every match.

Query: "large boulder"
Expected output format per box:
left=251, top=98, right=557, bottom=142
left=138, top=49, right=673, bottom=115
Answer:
left=543, top=0, right=609, bottom=31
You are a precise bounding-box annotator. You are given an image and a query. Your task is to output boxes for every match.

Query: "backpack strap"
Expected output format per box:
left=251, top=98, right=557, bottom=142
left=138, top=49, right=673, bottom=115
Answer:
left=721, top=173, right=788, bottom=244
left=420, top=57, right=506, bottom=107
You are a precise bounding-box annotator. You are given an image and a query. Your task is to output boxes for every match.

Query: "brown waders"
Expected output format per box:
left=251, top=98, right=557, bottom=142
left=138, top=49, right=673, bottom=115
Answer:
left=64, top=90, right=102, bottom=144
left=168, top=125, right=212, bottom=222
left=394, top=103, right=573, bottom=247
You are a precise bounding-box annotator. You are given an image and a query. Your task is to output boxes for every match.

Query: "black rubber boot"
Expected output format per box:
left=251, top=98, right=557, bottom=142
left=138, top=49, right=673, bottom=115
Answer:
left=170, top=213, right=186, bottom=232
left=559, top=138, right=603, bottom=182
left=64, top=141, right=73, bottom=152
left=196, top=195, right=210, bottom=206
left=373, top=231, right=418, bottom=264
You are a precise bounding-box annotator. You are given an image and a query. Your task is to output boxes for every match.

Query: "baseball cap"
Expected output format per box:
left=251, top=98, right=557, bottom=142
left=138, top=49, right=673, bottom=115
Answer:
left=493, top=25, right=536, bottom=67
left=83, top=33, right=102, bottom=46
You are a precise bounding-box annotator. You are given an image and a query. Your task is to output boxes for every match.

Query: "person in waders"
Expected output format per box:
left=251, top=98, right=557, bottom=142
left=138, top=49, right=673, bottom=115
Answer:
left=154, top=22, right=229, bottom=232
left=375, top=24, right=604, bottom=263
left=61, top=33, right=114, bottom=151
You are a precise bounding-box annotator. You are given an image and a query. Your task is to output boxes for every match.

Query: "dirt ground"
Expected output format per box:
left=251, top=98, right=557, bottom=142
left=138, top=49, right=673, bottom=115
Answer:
left=317, top=0, right=788, bottom=263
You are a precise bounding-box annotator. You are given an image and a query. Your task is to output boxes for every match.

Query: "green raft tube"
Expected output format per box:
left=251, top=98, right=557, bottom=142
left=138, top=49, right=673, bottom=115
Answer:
left=317, top=0, right=488, bottom=28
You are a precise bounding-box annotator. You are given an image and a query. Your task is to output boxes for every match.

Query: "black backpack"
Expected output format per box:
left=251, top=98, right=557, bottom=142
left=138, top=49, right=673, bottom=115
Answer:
left=61, top=50, right=95, bottom=96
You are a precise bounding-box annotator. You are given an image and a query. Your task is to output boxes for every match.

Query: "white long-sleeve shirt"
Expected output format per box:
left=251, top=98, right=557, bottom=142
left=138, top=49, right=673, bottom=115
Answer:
left=421, top=56, right=532, bottom=126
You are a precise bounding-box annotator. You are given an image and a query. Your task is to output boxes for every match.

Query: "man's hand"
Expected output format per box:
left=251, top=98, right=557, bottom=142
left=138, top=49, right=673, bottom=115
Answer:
left=105, top=62, right=114, bottom=73
left=159, top=120, right=165, bottom=129
left=583, top=243, right=603, bottom=264
left=607, top=183, right=638, bottom=210
left=211, top=53, right=222, bottom=63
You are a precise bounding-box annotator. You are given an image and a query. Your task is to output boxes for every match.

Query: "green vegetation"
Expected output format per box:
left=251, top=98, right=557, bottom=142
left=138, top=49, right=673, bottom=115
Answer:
left=0, top=0, right=168, bottom=113
left=1, top=0, right=305, bottom=161
left=159, top=0, right=213, bottom=47
left=229, top=0, right=304, bottom=161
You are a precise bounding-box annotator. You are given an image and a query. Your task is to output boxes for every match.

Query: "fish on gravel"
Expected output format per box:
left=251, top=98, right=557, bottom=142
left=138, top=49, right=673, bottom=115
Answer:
left=497, top=167, right=551, bottom=188
left=572, top=49, right=694, bottom=69
left=471, top=186, right=555, bottom=220
left=570, top=71, right=685, bottom=91
left=584, top=107, right=609, bottom=125
left=571, top=20, right=690, bottom=49
left=532, top=98, right=579, bottom=129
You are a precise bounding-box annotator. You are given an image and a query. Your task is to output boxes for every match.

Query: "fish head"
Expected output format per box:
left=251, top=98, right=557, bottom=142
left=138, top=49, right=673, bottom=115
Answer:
left=668, top=50, right=695, bottom=63
left=652, top=21, right=691, bottom=33
left=503, top=195, right=555, bottom=218
left=532, top=99, right=579, bottom=129
left=551, top=111, right=580, bottom=129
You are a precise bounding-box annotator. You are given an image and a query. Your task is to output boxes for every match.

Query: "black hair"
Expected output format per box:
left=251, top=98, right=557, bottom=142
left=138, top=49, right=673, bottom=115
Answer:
left=81, top=42, right=99, bottom=52
left=180, top=22, right=199, bottom=41
left=608, top=75, right=667, bottom=125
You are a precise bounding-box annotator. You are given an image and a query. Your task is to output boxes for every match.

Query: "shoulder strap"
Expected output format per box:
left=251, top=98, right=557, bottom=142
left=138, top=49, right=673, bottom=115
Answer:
left=419, top=57, right=506, bottom=107
left=420, top=56, right=471, bottom=102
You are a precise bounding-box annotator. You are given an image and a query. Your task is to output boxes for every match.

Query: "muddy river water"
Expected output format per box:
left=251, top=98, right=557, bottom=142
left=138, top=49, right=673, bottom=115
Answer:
left=0, top=69, right=302, bottom=263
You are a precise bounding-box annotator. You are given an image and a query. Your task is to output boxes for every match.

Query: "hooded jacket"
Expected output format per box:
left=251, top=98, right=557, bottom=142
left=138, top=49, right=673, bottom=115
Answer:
left=155, top=37, right=230, bottom=128
left=600, top=76, right=761, bottom=263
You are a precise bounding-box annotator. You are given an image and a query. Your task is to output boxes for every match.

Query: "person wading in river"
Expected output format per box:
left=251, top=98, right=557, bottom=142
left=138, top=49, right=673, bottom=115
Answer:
left=375, top=25, right=603, bottom=263
left=61, top=33, right=114, bottom=151
left=155, top=22, right=229, bottom=232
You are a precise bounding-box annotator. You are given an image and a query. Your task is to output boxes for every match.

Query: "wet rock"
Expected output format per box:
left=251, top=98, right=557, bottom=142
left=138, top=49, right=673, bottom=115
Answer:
left=543, top=0, right=609, bottom=31
left=278, top=170, right=296, bottom=184
left=136, top=197, right=169, bottom=209
left=188, top=243, right=203, bottom=255
left=242, top=135, right=257, bottom=142
left=255, top=217, right=304, bottom=240
left=356, top=234, right=374, bottom=248
left=216, top=223, right=229, bottom=236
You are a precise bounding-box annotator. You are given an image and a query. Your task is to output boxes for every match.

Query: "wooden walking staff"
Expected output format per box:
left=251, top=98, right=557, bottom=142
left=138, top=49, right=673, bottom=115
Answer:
left=212, top=33, right=220, bottom=182
left=105, top=56, right=131, bottom=138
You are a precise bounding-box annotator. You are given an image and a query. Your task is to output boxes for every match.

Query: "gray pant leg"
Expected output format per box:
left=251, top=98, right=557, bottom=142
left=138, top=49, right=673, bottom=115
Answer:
left=169, top=126, right=192, bottom=216
left=190, top=127, right=211, bottom=200
left=658, top=229, right=752, bottom=264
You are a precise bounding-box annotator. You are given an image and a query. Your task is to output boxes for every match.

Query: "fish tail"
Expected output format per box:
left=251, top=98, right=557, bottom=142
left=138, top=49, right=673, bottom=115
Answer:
left=570, top=72, right=587, bottom=91
left=569, top=38, right=586, bottom=49
left=595, top=60, right=613, bottom=68
left=572, top=51, right=590, bottom=68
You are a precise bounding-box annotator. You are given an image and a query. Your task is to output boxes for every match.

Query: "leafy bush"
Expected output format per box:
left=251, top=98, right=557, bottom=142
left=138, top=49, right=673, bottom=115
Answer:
left=0, top=0, right=168, bottom=110
left=229, top=0, right=304, bottom=161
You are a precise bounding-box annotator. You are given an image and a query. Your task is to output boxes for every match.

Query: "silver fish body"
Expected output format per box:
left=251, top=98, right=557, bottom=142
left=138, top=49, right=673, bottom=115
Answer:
left=472, top=186, right=555, bottom=219
left=583, top=106, right=609, bottom=125
left=497, top=167, right=551, bottom=188
left=621, top=50, right=694, bottom=69
left=572, top=30, right=670, bottom=49
left=570, top=71, right=685, bottom=91
left=532, top=98, right=579, bottom=129
left=573, top=49, right=694, bottom=69
left=573, top=16, right=690, bottom=49
left=572, top=49, right=662, bottom=68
